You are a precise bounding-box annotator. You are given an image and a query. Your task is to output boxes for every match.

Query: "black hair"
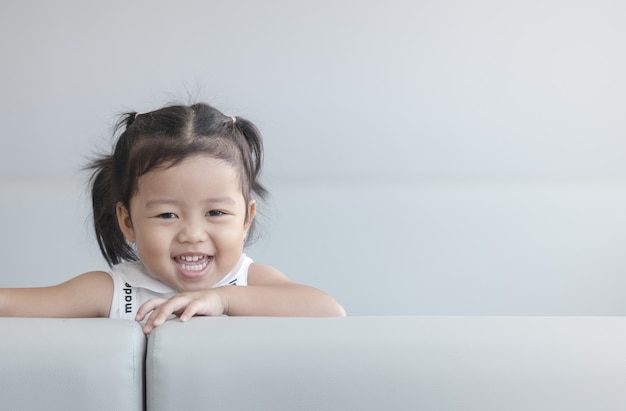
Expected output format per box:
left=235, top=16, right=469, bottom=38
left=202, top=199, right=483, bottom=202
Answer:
left=87, top=102, right=267, bottom=266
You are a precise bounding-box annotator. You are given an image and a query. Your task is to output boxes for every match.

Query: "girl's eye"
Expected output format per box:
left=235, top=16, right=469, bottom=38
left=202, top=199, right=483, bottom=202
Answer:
left=157, top=213, right=178, bottom=219
left=207, top=210, right=225, bottom=217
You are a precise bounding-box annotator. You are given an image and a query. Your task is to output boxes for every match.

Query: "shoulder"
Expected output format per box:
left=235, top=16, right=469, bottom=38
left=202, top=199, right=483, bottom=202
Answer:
left=246, top=262, right=292, bottom=286
left=64, top=270, right=113, bottom=289
left=45, top=271, right=114, bottom=317
left=64, top=271, right=114, bottom=303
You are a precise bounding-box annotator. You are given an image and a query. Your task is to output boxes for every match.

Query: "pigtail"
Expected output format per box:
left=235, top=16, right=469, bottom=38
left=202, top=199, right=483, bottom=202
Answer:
left=232, top=117, right=267, bottom=200
left=118, top=111, right=140, bottom=134
left=87, top=156, right=137, bottom=266
left=86, top=112, right=140, bottom=266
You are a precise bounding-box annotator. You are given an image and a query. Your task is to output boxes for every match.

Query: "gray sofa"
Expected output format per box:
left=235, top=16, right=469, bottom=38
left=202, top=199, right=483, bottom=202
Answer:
left=2, top=316, right=626, bottom=410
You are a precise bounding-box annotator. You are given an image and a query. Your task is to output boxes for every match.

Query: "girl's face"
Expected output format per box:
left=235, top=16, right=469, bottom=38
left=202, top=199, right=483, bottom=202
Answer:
left=116, top=154, right=255, bottom=292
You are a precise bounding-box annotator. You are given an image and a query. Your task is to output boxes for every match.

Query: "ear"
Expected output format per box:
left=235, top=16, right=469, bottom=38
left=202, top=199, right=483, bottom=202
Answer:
left=116, top=202, right=136, bottom=243
left=244, top=200, right=257, bottom=234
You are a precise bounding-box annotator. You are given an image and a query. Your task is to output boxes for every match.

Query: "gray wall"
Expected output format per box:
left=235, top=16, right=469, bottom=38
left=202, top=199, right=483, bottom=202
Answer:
left=1, top=0, right=625, bottom=315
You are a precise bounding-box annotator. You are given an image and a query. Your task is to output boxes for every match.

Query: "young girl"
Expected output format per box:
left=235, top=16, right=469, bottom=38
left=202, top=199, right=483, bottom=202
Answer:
left=0, top=102, right=346, bottom=334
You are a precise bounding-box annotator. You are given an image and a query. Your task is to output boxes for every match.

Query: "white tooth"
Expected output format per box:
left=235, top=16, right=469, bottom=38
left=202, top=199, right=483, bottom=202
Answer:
left=180, top=260, right=209, bottom=271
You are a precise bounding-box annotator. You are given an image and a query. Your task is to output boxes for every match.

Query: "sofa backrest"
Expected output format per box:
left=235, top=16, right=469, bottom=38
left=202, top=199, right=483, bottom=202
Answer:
left=146, top=316, right=626, bottom=411
left=0, top=318, right=145, bottom=411
left=3, top=316, right=626, bottom=411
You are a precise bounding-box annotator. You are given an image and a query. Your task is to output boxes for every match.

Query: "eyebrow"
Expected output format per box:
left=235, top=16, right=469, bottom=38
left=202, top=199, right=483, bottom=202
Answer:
left=145, top=196, right=238, bottom=209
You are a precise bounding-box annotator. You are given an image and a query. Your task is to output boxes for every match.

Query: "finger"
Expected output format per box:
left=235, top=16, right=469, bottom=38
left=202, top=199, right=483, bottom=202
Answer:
left=179, top=300, right=204, bottom=322
left=142, top=306, right=172, bottom=334
left=142, top=319, right=155, bottom=335
left=142, top=296, right=193, bottom=333
left=181, top=292, right=227, bottom=320
left=135, top=298, right=168, bottom=322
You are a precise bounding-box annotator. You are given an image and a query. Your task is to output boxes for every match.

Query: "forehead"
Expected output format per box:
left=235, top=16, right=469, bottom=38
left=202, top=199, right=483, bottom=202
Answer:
left=134, top=155, right=243, bottom=200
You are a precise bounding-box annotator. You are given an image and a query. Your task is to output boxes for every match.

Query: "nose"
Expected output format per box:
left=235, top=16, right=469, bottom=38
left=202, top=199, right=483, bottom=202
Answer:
left=177, top=219, right=209, bottom=244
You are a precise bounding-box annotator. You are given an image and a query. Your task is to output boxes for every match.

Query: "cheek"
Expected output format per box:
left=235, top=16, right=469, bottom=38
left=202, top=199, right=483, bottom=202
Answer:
left=134, top=229, right=167, bottom=255
left=217, top=223, right=248, bottom=243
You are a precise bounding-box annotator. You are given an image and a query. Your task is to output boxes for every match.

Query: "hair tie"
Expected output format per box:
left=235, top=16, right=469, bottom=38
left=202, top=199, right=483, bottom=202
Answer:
left=231, top=116, right=236, bottom=125
left=134, top=113, right=140, bottom=120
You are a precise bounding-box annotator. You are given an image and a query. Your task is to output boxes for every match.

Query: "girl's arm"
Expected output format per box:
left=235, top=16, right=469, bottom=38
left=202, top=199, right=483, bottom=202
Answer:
left=0, top=271, right=113, bottom=318
left=223, top=263, right=346, bottom=317
left=137, top=263, right=346, bottom=334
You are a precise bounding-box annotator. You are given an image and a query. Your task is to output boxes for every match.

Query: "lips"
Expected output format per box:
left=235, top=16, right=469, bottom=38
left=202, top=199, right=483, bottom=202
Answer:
left=174, top=254, right=212, bottom=278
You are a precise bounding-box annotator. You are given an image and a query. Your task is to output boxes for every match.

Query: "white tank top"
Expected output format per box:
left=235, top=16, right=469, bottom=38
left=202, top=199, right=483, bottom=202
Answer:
left=107, top=254, right=253, bottom=319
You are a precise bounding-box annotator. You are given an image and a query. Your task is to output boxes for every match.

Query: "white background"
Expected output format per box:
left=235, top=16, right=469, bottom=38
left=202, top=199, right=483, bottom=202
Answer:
left=1, top=0, right=625, bottom=315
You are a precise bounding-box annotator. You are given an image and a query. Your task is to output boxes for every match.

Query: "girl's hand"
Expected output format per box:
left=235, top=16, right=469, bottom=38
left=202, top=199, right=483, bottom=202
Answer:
left=136, top=290, right=226, bottom=335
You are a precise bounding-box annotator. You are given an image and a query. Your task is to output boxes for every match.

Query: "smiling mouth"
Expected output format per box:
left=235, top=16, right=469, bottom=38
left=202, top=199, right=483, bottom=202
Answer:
left=174, top=255, right=212, bottom=273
